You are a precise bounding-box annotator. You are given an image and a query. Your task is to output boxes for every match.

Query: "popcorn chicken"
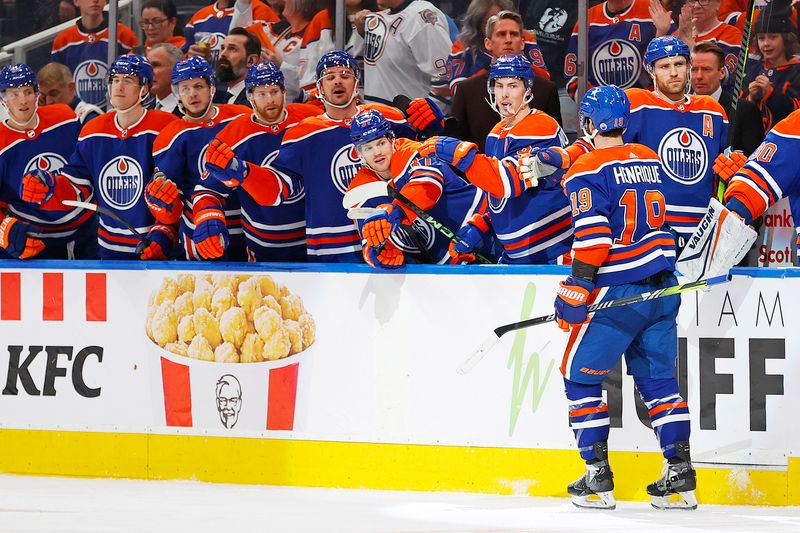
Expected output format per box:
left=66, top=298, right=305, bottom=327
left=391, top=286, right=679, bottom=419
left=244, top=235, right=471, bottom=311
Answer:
left=192, top=279, right=214, bottom=311
left=165, top=342, right=189, bottom=357
left=188, top=335, right=214, bottom=361
left=193, top=307, right=222, bottom=349
left=177, top=315, right=196, bottom=344
left=173, top=292, right=194, bottom=322
left=284, top=319, right=303, bottom=355
left=219, top=307, right=247, bottom=348
left=253, top=306, right=281, bottom=341
left=211, top=286, right=235, bottom=320
left=212, top=274, right=237, bottom=292
left=214, top=342, right=240, bottom=363
left=258, top=275, right=281, bottom=300
left=176, top=273, right=195, bottom=294
left=298, top=313, right=316, bottom=347
left=145, top=306, right=156, bottom=342
left=237, top=276, right=263, bottom=320
left=154, top=277, right=179, bottom=306
left=240, top=333, right=266, bottom=363
left=264, top=326, right=291, bottom=360
left=279, top=294, right=305, bottom=321
left=262, top=294, right=282, bottom=316
left=151, top=301, right=178, bottom=347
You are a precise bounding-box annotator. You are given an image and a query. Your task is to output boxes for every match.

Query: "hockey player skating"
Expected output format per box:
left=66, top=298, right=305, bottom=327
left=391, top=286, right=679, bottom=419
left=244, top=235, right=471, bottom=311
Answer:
left=0, top=63, right=97, bottom=259
left=20, top=55, right=179, bottom=260
left=551, top=85, right=697, bottom=511
left=347, top=109, right=486, bottom=268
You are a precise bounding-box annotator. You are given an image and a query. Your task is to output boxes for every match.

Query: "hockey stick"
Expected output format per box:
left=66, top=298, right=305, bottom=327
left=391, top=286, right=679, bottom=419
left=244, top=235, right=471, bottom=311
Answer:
left=457, top=273, right=732, bottom=375
left=62, top=200, right=151, bottom=253
left=342, top=181, right=391, bottom=208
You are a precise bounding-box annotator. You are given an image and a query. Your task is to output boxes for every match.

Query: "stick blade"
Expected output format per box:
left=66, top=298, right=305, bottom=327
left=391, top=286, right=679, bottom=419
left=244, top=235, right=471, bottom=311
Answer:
left=61, top=199, right=97, bottom=211
left=341, top=181, right=390, bottom=208
left=457, top=333, right=500, bottom=375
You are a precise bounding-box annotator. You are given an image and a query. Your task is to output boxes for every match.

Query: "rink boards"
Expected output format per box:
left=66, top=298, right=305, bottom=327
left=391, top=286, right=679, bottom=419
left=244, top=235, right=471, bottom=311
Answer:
left=0, top=261, right=797, bottom=506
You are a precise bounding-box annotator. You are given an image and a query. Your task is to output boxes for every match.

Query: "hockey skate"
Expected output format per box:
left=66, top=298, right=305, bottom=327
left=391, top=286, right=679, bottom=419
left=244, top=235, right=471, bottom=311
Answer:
left=567, top=442, right=616, bottom=510
left=647, top=441, right=698, bottom=510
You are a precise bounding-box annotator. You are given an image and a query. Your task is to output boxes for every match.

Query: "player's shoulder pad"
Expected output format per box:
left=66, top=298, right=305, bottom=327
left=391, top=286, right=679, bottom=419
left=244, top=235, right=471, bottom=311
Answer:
left=286, top=102, right=322, bottom=123
left=389, top=138, right=423, bottom=176
left=39, top=103, right=78, bottom=126
left=688, top=94, right=727, bottom=118
left=214, top=114, right=254, bottom=145
left=146, top=109, right=182, bottom=128
left=364, top=103, right=407, bottom=123
left=625, top=87, right=659, bottom=109
left=627, top=142, right=660, bottom=161
left=280, top=114, right=334, bottom=142
left=511, top=110, right=560, bottom=137
left=77, top=112, right=116, bottom=139
left=772, top=108, right=800, bottom=136
left=218, top=103, right=253, bottom=119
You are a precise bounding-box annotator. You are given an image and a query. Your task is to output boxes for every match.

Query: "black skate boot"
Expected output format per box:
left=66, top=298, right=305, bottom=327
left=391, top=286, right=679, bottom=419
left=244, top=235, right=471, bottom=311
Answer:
left=567, top=441, right=615, bottom=510
left=647, top=441, right=698, bottom=510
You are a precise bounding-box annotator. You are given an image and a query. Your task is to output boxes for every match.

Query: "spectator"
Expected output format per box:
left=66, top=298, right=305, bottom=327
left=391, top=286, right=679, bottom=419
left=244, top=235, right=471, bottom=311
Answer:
left=146, top=42, right=184, bottom=116
left=51, top=0, right=139, bottom=108
left=450, top=10, right=561, bottom=151
left=184, top=0, right=278, bottom=62
left=37, top=62, right=103, bottom=124
left=213, top=27, right=262, bottom=106
left=691, top=41, right=763, bottom=154
left=448, top=0, right=549, bottom=94
left=138, top=0, right=185, bottom=52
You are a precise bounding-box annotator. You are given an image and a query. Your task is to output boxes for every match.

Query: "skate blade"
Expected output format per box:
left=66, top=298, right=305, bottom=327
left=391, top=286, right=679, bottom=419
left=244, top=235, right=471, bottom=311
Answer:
left=650, top=491, right=698, bottom=510
left=571, top=491, right=616, bottom=510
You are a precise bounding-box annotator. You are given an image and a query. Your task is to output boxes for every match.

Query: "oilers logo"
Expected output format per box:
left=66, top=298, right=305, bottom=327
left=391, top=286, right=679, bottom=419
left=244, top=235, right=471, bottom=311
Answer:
left=74, top=60, right=108, bottom=107
left=488, top=193, right=508, bottom=214
left=591, top=39, right=641, bottom=88
left=657, top=128, right=708, bottom=185
left=196, top=32, right=226, bottom=51
left=390, top=218, right=435, bottom=253
left=196, top=142, right=212, bottom=177
left=330, top=144, right=362, bottom=195
left=364, top=15, right=399, bottom=65
left=262, top=151, right=304, bottom=204
left=24, top=152, right=67, bottom=176
left=98, top=156, right=144, bottom=210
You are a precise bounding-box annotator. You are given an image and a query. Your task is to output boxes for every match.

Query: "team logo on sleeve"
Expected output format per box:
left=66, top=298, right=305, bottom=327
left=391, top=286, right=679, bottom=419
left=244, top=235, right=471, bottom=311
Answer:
left=657, top=128, right=709, bottom=185
left=98, top=156, right=144, bottom=210
left=74, top=60, right=108, bottom=107
left=390, top=218, right=435, bottom=253
left=591, top=40, right=641, bottom=88
left=263, top=151, right=304, bottom=203
left=364, top=15, right=402, bottom=65
left=330, top=144, right=362, bottom=194
left=24, top=153, right=67, bottom=175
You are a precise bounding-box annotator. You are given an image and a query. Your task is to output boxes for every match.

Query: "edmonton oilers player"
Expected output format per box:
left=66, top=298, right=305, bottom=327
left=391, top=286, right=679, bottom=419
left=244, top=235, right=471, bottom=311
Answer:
left=0, top=64, right=95, bottom=259
left=203, top=50, right=418, bottom=262
left=553, top=86, right=696, bottom=511
left=150, top=56, right=251, bottom=261
left=201, top=62, right=318, bottom=262
left=20, top=55, right=179, bottom=260
left=349, top=109, right=486, bottom=268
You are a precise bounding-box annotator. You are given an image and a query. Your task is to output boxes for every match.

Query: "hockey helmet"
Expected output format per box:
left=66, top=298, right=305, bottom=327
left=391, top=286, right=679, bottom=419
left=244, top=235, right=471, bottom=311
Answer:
left=316, top=50, right=359, bottom=81
left=245, top=62, right=284, bottom=91
left=351, top=109, right=393, bottom=147
left=579, top=85, right=630, bottom=135
left=643, top=36, right=691, bottom=73
left=488, top=54, right=533, bottom=89
left=0, top=63, right=37, bottom=93
left=108, top=54, right=153, bottom=86
left=171, top=56, right=214, bottom=86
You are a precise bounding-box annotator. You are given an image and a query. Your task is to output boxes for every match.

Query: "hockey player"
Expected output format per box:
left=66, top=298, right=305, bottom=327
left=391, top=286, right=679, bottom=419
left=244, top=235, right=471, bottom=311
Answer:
left=348, top=109, right=487, bottom=267
left=551, top=85, right=696, bottom=511
left=0, top=64, right=95, bottom=259
left=150, top=56, right=251, bottom=260
left=419, top=54, right=574, bottom=264
left=203, top=50, right=427, bottom=263
left=183, top=0, right=278, bottom=58
left=201, top=62, right=319, bottom=261
left=20, top=55, right=179, bottom=260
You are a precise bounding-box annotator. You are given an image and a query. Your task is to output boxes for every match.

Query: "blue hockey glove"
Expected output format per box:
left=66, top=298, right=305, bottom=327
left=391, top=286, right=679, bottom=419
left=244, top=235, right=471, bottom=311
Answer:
left=554, top=276, right=595, bottom=332
left=448, top=214, right=490, bottom=263
left=418, top=136, right=478, bottom=172
left=193, top=207, right=229, bottom=259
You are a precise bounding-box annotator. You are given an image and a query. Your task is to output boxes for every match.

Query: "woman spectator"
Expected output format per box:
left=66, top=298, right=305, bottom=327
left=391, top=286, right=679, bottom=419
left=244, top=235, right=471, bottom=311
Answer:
left=139, top=0, right=185, bottom=52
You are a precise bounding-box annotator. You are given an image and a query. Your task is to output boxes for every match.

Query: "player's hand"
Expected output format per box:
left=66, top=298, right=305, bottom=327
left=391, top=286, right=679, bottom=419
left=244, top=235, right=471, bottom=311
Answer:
left=138, top=224, right=176, bottom=260
left=193, top=208, right=229, bottom=259
left=20, top=169, right=56, bottom=204
left=417, top=136, right=439, bottom=158
left=713, top=150, right=747, bottom=184
left=0, top=216, right=45, bottom=259
left=204, top=139, right=249, bottom=187
left=448, top=221, right=485, bottom=263
left=362, top=241, right=405, bottom=269
left=145, top=174, right=181, bottom=222
left=362, top=203, right=403, bottom=247
left=406, top=97, right=444, bottom=134
left=554, top=276, right=594, bottom=332
left=428, top=136, right=478, bottom=172
left=648, top=0, right=673, bottom=37
left=187, top=44, right=212, bottom=60
left=520, top=146, right=570, bottom=189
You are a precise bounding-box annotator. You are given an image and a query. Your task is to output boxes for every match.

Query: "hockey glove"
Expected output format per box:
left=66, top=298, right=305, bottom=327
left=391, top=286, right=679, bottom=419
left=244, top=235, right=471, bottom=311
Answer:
left=20, top=169, right=57, bottom=204
left=419, top=136, right=477, bottom=172
left=139, top=224, right=177, bottom=261
left=448, top=214, right=490, bottom=263
left=519, top=147, right=570, bottom=189
left=193, top=207, right=229, bottom=260
left=0, top=216, right=45, bottom=259
left=713, top=149, right=747, bottom=184
left=406, top=97, right=445, bottom=134
left=363, top=241, right=405, bottom=270
left=554, top=276, right=594, bottom=332
left=204, top=139, right=249, bottom=188
left=144, top=174, right=182, bottom=224
left=362, top=203, right=403, bottom=247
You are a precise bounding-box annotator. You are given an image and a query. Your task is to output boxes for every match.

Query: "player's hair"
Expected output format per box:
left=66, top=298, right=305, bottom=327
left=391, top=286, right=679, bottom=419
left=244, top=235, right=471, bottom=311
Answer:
left=692, top=41, right=725, bottom=70
left=37, top=62, right=73, bottom=86
left=484, top=10, right=524, bottom=42
left=458, top=0, right=515, bottom=51
left=228, top=27, right=262, bottom=58
left=149, top=42, right=184, bottom=66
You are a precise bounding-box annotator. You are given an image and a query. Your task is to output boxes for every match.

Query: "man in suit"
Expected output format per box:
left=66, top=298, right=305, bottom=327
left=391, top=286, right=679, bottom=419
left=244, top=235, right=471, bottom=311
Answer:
left=692, top=41, right=763, bottom=155
left=214, top=27, right=262, bottom=107
left=146, top=43, right=184, bottom=117
left=449, top=10, right=561, bottom=152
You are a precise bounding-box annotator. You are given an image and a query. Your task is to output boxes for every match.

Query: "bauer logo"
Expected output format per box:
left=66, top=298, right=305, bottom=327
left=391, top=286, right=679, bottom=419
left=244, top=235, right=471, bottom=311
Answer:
left=262, top=151, right=304, bottom=203
left=74, top=60, right=108, bottom=107
left=24, top=152, right=67, bottom=175
left=658, top=128, right=708, bottom=185
left=390, top=218, right=435, bottom=253
left=591, top=39, right=641, bottom=88
left=330, top=144, right=362, bottom=195
left=98, top=156, right=144, bottom=210
left=488, top=193, right=508, bottom=214
left=364, top=16, right=388, bottom=65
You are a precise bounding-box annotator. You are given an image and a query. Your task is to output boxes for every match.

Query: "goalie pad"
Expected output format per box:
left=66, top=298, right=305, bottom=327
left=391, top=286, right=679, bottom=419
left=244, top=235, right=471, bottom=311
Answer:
left=676, top=198, right=757, bottom=282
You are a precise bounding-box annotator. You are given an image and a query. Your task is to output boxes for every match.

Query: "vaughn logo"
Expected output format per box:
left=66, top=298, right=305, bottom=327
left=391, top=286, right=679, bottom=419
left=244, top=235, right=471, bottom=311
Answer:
left=74, top=60, right=108, bottom=107
left=24, top=152, right=67, bottom=175
left=658, top=128, right=709, bottom=185
left=98, top=156, right=144, bottom=210
left=330, top=144, right=362, bottom=195
left=592, top=39, right=641, bottom=88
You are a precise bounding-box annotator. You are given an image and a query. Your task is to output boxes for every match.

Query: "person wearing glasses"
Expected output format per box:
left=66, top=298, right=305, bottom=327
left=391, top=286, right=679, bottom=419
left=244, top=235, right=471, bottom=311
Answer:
left=139, top=0, right=186, bottom=53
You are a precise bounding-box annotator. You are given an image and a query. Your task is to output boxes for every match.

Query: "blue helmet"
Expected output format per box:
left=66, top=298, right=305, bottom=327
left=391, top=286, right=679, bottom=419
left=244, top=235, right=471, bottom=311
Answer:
left=580, top=85, right=630, bottom=134
left=489, top=54, right=533, bottom=89
left=0, top=63, right=37, bottom=92
left=171, top=56, right=214, bottom=86
left=643, top=36, right=690, bottom=72
left=108, top=54, right=153, bottom=85
left=245, top=62, right=284, bottom=91
left=351, top=109, right=393, bottom=147
left=316, top=50, right=358, bottom=81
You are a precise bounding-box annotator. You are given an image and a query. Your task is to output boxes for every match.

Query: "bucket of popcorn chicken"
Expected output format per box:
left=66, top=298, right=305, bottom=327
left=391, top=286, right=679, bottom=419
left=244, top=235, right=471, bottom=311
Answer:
left=145, top=273, right=316, bottom=431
